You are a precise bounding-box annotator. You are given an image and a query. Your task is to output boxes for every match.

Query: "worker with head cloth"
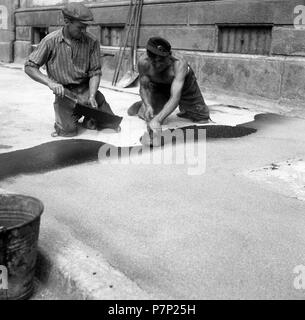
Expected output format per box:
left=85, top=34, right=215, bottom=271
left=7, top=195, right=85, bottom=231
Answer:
left=128, top=37, right=210, bottom=133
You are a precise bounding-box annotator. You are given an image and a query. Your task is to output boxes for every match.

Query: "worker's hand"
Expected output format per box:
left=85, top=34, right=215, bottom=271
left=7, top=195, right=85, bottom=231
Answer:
left=89, top=96, right=98, bottom=109
left=144, top=106, right=154, bottom=122
left=48, top=82, right=65, bottom=98
left=148, top=118, right=162, bottom=133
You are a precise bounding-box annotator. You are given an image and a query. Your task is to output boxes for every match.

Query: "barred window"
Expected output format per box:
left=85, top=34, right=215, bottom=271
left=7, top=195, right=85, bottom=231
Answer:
left=218, top=25, right=272, bottom=55
left=100, top=25, right=124, bottom=47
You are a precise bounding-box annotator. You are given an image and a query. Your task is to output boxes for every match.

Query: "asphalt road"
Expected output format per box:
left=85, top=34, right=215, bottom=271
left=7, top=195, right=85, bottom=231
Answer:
left=1, top=66, right=305, bottom=299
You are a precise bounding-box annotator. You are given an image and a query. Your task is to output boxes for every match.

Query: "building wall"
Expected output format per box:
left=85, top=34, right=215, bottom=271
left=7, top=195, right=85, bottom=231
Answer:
left=2, top=0, right=305, bottom=104
left=0, top=0, right=19, bottom=62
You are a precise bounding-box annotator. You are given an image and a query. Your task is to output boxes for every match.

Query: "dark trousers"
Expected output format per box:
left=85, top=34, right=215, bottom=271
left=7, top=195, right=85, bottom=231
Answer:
left=129, top=84, right=210, bottom=122
left=53, top=83, right=114, bottom=136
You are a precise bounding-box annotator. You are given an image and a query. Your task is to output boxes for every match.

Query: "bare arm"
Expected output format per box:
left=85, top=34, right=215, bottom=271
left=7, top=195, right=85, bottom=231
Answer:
left=88, top=74, right=101, bottom=108
left=154, top=78, right=184, bottom=123
left=139, top=75, right=154, bottom=119
left=25, top=65, right=65, bottom=97
left=24, top=37, right=65, bottom=97
left=88, top=40, right=102, bottom=108
left=149, top=60, right=188, bottom=131
left=138, top=57, right=154, bottom=121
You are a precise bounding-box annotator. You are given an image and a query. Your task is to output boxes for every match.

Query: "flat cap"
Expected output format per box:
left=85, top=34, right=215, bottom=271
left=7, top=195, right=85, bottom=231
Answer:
left=62, top=2, right=93, bottom=23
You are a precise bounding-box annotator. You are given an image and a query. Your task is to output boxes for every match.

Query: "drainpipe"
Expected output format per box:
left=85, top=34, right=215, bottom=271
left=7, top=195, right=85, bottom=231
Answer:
left=11, top=0, right=20, bottom=63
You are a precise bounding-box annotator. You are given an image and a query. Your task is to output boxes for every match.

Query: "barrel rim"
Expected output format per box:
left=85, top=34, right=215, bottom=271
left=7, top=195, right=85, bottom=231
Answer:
left=0, top=194, right=44, bottom=233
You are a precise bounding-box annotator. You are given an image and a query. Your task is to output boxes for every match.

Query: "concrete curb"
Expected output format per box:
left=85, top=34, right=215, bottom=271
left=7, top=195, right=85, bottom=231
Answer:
left=99, top=79, right=140, bottom=96
left=1, top=62, right=304, bottom=119
left=35, top=216, right=158, bottom=300
left=0, top=190, right=159, bottom=300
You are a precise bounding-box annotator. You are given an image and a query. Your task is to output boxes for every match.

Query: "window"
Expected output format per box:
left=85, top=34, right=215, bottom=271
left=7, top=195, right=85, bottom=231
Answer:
left=32, top=27, right=48, bottom=45
left=218, top=25, right=272, bottom=55
left=0, top=5, right=8, bottom=30
left=101, top=25, right=124, bottom=47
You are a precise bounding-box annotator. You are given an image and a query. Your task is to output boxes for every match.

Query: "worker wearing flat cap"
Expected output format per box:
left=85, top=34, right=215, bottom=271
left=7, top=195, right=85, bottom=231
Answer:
left=128, top=37, right=210, bottom=133
left=25, top=2, right=118, bottom=137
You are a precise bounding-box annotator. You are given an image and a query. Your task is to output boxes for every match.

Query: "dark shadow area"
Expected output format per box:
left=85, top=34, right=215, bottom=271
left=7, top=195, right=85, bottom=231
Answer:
left=183, top=124, right=256, bottom=139
left=237, top=113, right=288, bottom=130
left=35, top=248, right=52, bottom=284
left=0, top=124, right=257, bottom=181
left=0, top=145, right=12, bottom=150
left=0, top=139, right=105, bottom=181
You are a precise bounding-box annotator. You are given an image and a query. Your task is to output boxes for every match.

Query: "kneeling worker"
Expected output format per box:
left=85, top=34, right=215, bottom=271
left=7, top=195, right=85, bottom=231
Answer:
left=25, top=2, right=119, bottom=137
left=128, top=37, right=211, bottom=133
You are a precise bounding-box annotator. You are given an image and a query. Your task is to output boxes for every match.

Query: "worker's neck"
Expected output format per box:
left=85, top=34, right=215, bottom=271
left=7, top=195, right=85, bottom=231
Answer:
left=63, top=26, right=73, bottom=44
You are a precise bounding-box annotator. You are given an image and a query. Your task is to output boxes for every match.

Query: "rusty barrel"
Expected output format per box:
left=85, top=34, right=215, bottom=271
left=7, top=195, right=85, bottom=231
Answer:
left=0, top=194, right=44, bottom=300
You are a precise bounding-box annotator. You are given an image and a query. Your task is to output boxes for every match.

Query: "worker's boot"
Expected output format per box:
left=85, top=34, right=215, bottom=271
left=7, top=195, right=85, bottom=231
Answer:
left=82, top=118, right=97, bottom=130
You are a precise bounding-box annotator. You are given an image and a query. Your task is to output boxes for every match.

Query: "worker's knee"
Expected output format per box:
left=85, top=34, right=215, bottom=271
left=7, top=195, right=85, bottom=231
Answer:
left=95, top=90, right=106, bottom=105
left=128, top=101, right=143, bottom=116
left=54, top=122, right=78, bottom=137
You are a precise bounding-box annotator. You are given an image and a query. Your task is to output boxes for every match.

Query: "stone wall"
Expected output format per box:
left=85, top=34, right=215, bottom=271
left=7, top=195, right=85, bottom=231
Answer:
left=0, top=0, right=19, bottom=62
left=2, top=0, right=305, bottom=104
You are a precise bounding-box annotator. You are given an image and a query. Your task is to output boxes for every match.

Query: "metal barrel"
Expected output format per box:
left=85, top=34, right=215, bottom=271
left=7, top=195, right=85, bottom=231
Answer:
left=0, top=194, right=44, bottom=300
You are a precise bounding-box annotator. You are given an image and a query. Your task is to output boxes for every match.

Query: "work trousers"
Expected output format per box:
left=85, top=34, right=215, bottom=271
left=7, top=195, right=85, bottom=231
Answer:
left=53, top=83, right=114, bottom=136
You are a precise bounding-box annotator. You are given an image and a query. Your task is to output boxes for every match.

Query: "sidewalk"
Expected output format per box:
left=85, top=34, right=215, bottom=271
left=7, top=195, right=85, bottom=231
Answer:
left=2, top=61, right=304, bottom=119
left=1, top=64, right=305, bottom=299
